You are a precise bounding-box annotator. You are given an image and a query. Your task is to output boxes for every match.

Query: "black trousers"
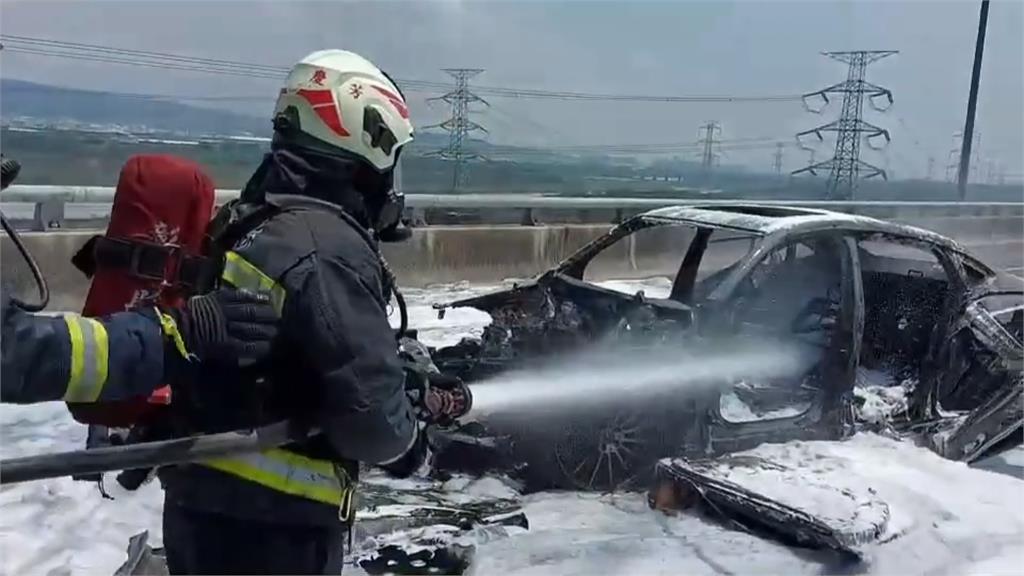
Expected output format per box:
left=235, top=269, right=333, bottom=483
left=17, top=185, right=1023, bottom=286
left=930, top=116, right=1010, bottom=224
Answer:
left=162, top=503, right=345, bottom=575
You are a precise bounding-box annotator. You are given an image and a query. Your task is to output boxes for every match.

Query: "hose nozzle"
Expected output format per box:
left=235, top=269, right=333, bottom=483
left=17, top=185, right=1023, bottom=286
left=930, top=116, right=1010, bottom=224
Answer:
left=425, top=376, right=473, bottom=427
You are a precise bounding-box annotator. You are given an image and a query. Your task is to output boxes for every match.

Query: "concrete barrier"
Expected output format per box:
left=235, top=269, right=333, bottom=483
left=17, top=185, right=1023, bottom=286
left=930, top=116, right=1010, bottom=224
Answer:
left=0, top=225, right=615, bottom=311
left=3, top=212, right=1021, bottom=312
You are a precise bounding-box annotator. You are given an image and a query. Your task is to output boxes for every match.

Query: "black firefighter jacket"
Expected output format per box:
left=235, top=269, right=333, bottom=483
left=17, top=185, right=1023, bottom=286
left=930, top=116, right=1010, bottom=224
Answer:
left=159, top=150, right=424, bottom=527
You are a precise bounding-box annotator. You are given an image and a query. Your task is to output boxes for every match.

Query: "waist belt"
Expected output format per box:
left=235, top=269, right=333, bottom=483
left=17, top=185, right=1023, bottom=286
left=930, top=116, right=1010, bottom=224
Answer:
left=200, top=448, right=355, bottom=521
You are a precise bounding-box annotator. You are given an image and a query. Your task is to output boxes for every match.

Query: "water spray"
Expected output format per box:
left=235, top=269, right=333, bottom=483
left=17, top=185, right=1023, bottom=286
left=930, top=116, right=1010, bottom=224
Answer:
left=465, top=339, right=816, bottom=418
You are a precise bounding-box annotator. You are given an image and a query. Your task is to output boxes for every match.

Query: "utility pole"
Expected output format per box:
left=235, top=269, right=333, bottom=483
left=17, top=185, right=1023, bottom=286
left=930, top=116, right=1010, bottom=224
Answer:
left=792, top=50, right=898, bottom=200
left=424, top=68, right=488, bottom=192
left=696, top=121, right=721, bottom=170
left=773, top=143, right=784, bottom=175
left=958, top=0, right=990, bottom=200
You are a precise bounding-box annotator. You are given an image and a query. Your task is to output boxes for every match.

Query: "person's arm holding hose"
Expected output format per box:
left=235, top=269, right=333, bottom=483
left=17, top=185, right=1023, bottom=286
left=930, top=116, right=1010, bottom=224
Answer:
left=0, top=287, right=279, bottom=405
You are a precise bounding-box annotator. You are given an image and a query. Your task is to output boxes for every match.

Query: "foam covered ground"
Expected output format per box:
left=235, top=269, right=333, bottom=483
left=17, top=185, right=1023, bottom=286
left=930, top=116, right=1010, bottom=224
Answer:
left=2, top=280, right=1022, bottom=575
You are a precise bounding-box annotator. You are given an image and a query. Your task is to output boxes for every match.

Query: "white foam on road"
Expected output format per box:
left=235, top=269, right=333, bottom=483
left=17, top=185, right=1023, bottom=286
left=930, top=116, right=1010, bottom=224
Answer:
left=3, top=280, right=1023, bottom=575
left=470, top=435, right=1024, bottom=576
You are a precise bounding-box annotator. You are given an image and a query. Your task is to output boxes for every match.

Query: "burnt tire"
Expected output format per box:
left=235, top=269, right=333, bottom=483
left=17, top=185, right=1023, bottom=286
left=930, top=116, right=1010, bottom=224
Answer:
left=526, top=404, right=681, bottom=492
left=484, top=401, right=692, bottom=493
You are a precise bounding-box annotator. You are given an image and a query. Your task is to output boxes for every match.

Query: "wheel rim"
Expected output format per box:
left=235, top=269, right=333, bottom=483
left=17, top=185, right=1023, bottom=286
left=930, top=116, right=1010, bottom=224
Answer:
left=554, top=410, right=649, bottom=492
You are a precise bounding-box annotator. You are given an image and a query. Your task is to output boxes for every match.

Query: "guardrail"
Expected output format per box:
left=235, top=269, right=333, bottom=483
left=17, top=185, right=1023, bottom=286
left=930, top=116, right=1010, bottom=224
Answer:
left=3, top=184, right=1023, bottom=230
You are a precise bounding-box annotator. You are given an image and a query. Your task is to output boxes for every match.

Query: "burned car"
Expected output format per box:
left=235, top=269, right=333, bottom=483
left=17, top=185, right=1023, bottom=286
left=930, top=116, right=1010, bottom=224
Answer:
left=430, top=205, right=1023, bottom=491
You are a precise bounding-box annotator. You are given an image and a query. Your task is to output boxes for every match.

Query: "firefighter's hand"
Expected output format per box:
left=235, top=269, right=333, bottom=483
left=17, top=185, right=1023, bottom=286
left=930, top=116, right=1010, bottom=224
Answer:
left=167, top=288, right=279, bottom=368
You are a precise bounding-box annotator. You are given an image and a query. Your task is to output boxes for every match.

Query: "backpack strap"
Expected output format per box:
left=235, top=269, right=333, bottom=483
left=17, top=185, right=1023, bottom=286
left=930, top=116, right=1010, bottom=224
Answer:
left=71, top=235, right=221, bottom=295
left=198, top=200, right=282, bottom=293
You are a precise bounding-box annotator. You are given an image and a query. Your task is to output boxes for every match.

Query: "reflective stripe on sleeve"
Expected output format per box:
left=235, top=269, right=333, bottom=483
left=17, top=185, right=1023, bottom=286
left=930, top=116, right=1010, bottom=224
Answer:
left=221, top=251, right=286, bottom=316
left=62, top=315, right=110, bottom=403
left=201, top=448, right=350, bottom=506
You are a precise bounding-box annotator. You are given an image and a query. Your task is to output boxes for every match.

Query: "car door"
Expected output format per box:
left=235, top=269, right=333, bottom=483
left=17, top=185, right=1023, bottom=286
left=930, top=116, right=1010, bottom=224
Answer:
left=705, top=232, right=859, bottom=456
left=927, top=287, right=1023, bottom=463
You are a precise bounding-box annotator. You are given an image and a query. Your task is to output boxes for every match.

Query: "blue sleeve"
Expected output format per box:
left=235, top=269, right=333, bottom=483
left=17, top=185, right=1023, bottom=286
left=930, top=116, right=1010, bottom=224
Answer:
left=1, top=295, right=167, bottom=404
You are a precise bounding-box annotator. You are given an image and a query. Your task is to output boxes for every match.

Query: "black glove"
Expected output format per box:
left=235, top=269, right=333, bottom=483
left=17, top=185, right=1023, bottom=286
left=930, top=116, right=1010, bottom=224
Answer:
left=165, top=287, right=279, bottom=368
left=0, top=156, right=21, bottom=190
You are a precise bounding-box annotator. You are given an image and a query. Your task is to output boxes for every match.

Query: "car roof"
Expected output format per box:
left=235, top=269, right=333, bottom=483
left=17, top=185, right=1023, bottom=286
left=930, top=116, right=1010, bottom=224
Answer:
left=637, top=204, right=962, bottom=250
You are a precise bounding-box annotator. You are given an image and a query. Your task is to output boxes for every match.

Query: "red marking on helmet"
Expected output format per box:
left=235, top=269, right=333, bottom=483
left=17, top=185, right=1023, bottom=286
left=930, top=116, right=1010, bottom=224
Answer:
left=372, top=86, right=410, bottom=119
left=296, top=89, right=351, bottom=137
left=311, top=69, right=327, bottom=86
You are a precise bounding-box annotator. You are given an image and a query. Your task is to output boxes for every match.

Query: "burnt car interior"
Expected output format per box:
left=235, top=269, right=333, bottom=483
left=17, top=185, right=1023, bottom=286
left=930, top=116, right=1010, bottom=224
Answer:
left=856, top=236, right=953, bottom=387
left=712, top=236, right=845, bottom=424
left=433, top=211, right=857, bottom=490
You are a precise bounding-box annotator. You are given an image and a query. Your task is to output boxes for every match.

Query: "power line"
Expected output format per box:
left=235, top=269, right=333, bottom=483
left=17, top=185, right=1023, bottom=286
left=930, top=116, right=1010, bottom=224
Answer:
left=0, top=36, right=453, bottom=91
left=1, top=46, right=285, bottom=80
left=792, top=50, right=898, bottom=200
left=480, top=140, right=794, bottom=156
left=1, top=35, right=289, bottom=74
left=1, top=35, right=805, bottom=103
left=458, top=85, right=802, bottom=102
left=488, top=136, right=784, bottom=152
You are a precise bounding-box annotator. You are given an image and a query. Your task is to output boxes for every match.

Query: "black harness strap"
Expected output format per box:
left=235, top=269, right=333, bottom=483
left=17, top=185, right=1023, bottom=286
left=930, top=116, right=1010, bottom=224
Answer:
left=73, top=235, right=222, bottom=293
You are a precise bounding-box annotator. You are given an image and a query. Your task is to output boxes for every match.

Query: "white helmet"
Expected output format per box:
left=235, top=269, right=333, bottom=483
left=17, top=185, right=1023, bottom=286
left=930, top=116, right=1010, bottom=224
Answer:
left=273, top=50, right=413, bottom=172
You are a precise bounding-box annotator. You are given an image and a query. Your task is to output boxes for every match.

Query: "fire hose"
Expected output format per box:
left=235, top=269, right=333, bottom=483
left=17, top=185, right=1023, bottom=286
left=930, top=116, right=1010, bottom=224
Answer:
left=0, top=421, right=301, bottom=485
left=0, top=374, right=472, bottom=486
left=0, top=344, right=472, bottom=486
left=1, top=156, right=50, bottom=312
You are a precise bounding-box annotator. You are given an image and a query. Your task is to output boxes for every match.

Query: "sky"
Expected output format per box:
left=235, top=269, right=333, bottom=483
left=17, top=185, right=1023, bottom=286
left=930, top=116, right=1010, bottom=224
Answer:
left=1, top=0, right=1022, bottom=180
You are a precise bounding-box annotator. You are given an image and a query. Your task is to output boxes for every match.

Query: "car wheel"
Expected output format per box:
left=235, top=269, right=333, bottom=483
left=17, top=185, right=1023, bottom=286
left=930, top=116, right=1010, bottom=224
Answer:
left=552, top=408, right=670, bottom=492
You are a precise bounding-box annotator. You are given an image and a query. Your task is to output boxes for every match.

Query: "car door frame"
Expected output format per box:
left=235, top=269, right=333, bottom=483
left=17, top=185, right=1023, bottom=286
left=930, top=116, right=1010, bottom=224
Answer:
left=701, top=229, right=861, bottom=456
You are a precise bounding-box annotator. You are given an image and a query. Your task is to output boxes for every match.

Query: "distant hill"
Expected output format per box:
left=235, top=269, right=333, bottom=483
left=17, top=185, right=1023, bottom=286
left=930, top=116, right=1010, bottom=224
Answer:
left=0, top=79, right=268, bottom=136
left=0, top=79, right=470, bottom=152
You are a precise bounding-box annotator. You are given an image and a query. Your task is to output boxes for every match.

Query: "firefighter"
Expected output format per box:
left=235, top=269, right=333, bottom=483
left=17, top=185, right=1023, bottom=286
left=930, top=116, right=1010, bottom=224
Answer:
left=157, top=49, right=468, bottom=575
left=1, top=287, right=279, bottom=405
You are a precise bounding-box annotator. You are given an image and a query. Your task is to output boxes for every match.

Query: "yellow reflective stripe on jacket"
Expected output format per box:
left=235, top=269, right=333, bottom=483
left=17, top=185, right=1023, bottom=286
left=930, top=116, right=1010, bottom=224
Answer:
left=221, top=251, right=286, bottom=315
left=62, top=315, right=110, bottom=403
left=201, top=449, right=352, bottom=507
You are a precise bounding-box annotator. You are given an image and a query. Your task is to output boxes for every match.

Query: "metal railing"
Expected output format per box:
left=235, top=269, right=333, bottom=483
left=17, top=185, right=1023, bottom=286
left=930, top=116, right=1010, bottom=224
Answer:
left=3, top=185, right=1023, bottom=231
